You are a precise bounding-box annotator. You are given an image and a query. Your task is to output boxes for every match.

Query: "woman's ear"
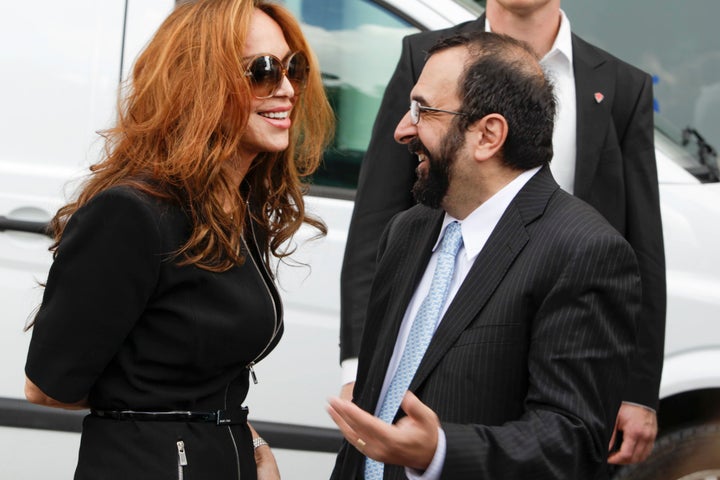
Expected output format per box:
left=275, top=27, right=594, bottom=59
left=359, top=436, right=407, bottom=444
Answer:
left=469, top=113, right=508, bottom=162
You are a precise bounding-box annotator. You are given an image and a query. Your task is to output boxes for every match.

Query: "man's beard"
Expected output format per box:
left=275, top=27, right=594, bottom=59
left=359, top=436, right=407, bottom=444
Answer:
left=410, top=129, right=463, bottom=209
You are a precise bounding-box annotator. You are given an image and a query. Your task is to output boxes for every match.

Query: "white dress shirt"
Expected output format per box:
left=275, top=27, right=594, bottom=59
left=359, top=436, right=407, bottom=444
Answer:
left=540, top=11, right=577, bottom=193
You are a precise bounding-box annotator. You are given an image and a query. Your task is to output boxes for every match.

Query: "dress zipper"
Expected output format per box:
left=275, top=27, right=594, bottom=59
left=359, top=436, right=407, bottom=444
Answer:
left=223, top=383, right=243, bottom=480
left=221, top=209, right=282, bottom=479
left=176, top=440, right=187, bottom=480
left=247, top=362, right=258, bottom=384
left=241, top=218, right=283, bottom=384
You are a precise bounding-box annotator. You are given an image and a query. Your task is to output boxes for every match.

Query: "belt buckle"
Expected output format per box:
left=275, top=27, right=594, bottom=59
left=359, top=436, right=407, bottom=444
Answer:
left=215, top=406, right=249, bottom=426
left=216, top=409, right=231, bottom=426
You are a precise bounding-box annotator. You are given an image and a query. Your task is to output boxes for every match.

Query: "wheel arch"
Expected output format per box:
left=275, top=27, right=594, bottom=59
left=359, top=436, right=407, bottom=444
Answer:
left=658, top=348, right=720, bottom=434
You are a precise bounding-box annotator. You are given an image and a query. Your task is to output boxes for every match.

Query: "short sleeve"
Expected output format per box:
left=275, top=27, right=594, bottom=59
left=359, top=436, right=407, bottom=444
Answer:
left=25, top=187, right=162, bottom=403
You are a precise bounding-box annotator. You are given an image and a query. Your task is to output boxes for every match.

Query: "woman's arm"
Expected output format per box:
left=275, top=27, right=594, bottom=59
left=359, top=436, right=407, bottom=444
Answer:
left=24, top=376, right=88, bottom=410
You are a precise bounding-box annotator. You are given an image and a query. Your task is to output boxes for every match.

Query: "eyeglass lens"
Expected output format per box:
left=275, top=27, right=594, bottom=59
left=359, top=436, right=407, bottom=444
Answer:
left=410, top=100, right=420, bottom=125
left=246, top=52, right=309, bottom=99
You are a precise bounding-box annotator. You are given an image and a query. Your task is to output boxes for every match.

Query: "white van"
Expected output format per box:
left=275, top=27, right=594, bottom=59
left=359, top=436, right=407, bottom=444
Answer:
left=1, top=1, right=719, bottom=479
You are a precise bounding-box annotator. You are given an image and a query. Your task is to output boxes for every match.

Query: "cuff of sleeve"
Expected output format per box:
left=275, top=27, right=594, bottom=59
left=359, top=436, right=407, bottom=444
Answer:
left=340, top=358, right=359, bottom=386
left=622, top=366, right=661, bottom=410
left=405, top=427, right=446, bottom=480
left=622, top=400, right=657, bottom=414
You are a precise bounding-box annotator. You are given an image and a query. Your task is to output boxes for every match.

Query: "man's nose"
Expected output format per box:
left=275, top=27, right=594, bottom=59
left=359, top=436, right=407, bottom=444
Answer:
left=394, top=110, right=416, bottom=144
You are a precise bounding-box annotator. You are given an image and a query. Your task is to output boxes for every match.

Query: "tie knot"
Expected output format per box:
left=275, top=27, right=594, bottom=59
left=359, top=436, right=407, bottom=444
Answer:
left=440, top=221, right=463, bottom=256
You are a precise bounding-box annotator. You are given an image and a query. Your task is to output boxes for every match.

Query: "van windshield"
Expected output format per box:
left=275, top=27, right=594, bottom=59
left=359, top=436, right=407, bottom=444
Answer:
left=559, top=0, right=720, bottom=182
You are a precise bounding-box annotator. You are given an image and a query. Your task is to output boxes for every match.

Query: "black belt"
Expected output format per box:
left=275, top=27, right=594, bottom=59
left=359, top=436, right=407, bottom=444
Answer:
left=91, top=406, right=249, bottom=426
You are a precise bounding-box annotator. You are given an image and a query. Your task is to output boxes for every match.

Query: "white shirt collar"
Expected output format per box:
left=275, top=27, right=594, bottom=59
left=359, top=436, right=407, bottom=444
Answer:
left=543, top=10, right=573, bottom=71
left=484, top=9, right=573, bottom=70
left=433, top=166, right=542, bottom=260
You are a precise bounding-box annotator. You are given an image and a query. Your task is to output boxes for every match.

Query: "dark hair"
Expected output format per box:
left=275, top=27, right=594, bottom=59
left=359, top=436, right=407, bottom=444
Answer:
left=428, top=31, right=556, bottom=170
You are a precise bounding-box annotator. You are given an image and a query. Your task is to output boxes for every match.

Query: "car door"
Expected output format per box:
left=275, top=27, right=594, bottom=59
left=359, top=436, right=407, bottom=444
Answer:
left=0, top=2, right=174, bottom=478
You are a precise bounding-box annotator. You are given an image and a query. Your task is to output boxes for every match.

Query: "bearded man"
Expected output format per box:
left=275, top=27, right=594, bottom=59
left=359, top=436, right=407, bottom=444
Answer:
left=328, top=31, right=641, bottom=480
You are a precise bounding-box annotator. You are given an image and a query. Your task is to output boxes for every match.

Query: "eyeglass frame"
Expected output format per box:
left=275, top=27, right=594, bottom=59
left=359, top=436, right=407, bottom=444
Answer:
left=409, top=99, right=466, bottom=125
left=242, top=51, right=309, bottom=99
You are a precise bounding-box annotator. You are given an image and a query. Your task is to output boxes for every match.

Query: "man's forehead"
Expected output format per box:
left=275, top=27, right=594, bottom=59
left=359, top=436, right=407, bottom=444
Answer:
left=412, top=47, right=468, bottom=105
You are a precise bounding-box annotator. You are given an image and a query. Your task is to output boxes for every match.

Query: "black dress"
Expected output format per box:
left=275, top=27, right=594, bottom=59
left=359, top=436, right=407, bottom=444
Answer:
left=25, top=186, right=283, bottom=480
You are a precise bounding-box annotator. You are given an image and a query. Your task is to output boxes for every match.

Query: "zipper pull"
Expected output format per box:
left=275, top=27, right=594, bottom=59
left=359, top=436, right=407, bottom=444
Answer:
left=177, top=440, right=188, bottom=466
left=248, top=363, right=258, bottom=384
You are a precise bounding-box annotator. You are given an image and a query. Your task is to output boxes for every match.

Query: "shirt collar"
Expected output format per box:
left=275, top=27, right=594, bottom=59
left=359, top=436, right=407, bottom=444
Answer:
left=434, top=166, right=542, bottom=260
left=543, top=10, right=573, bottom=69
left=484, top=10, right=573, bottom=69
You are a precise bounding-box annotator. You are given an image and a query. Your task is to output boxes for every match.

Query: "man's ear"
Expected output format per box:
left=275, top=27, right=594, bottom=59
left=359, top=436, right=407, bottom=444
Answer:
left=470, top=113, right=508, bottom=162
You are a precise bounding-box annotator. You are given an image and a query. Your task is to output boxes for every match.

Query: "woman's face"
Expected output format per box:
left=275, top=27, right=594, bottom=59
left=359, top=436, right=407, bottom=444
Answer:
left=238, top=9, right=297, bottom=163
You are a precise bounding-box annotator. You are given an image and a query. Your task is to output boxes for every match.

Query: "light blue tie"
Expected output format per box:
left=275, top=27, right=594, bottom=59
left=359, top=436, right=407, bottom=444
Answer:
left=364, top=221, right=464, bottom=480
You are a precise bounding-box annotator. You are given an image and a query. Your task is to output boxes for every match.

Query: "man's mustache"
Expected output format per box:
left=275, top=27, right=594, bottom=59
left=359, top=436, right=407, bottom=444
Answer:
left=408, top=138, right=430, bottom=158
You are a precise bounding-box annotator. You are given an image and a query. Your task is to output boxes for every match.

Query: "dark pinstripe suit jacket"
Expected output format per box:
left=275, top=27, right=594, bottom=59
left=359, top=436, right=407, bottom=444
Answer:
left=331, top=167, right=641, bottom=480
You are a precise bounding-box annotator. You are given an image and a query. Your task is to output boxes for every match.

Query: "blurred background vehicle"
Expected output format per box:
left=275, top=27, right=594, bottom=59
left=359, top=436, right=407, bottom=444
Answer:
left=1, top=1, right=718, bottom=478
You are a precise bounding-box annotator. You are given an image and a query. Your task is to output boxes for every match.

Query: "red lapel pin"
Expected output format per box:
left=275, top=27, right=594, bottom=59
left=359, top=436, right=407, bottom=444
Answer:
left=594, top=92, right=604, bottom=104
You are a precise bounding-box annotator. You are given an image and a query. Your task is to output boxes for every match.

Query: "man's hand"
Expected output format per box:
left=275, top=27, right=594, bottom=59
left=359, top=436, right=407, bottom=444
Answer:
left=608, top=402, right=658, bottom=464
left=340, top=381, right=355, bottom=401
left=327, top=391, right=440, bottom=470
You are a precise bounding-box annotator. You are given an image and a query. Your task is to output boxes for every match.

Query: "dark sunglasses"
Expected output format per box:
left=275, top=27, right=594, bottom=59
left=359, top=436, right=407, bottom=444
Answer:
left=243, top=51, right=309, bottom=99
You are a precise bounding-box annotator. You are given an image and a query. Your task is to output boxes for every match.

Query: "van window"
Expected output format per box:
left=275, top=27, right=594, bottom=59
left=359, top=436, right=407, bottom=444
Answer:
left=283, top=0, right=419, bottom=192
left=561, top=0, right=720, bottom=177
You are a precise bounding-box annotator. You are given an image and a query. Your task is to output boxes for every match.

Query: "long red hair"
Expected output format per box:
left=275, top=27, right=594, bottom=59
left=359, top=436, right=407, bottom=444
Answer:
left=49, top=0, right=334, bottom=271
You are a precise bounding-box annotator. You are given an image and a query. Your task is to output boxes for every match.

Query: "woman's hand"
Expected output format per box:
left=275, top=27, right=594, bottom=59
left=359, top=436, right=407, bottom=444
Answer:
left=255, top=442, right=281, bottom=480
left=249, top=422, right=280, bottom=479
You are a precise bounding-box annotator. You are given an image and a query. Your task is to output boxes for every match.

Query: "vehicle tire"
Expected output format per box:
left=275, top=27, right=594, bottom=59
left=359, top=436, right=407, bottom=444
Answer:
left=612, top=423, right=720, bottom=480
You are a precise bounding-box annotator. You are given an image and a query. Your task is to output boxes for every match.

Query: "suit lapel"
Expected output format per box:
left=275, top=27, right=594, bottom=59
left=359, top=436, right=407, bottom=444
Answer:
left=357, top=209, right=444, bottom=411
left=572, top=34, right=615, bottom=199
left=409, top=167, right=559, bottom=392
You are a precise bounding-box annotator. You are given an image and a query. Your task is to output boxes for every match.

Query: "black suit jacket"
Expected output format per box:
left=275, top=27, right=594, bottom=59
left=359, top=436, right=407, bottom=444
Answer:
left=331, top=167, right=641, bottom=479
left=340, top=15, right=665, bottom=408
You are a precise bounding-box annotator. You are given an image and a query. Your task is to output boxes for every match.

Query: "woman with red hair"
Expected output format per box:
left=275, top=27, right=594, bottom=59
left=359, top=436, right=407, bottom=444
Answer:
left=24, top=1, right=333, bottom=478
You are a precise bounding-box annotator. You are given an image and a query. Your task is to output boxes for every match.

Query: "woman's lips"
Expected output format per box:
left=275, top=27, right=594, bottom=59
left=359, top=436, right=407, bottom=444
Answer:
left=258, top=108, right=291, bottom=128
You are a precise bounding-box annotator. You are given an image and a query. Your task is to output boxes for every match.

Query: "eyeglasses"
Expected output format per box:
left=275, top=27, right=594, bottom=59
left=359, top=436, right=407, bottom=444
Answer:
left=409, top=99, right=465, bottom=125
left=243, top=51, right=309, bottom=99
